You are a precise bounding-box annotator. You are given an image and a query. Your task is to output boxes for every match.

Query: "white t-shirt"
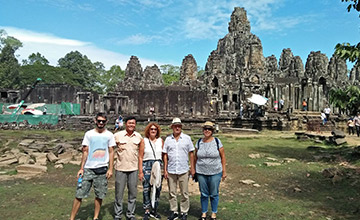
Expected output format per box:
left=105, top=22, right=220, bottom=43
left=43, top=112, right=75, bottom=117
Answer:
left=143, top=137, right=163, bottom=161
left=82, top=129, right=116, bottom=169
left=324, top=107, right=331, bottom=114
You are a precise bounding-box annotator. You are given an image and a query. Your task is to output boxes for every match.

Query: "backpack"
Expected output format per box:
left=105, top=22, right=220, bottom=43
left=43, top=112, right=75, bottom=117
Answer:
left=197, top=137, right=220, bottom=150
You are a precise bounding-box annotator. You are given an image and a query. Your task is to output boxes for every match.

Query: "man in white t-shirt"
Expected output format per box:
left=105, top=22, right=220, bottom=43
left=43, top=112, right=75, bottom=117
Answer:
left=324, top=106, right=331, bottom=121
left=70, top=112, right=116, bottom=220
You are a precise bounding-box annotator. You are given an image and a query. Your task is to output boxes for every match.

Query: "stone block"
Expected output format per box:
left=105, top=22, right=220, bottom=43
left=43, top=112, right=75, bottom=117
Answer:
left=58, top=151, right=74, bottom=160
left=239, top=179, right=256, bottom=185
left=46, top=152, right=59, bottom=163
left=334, top=138, right=346, bottom=145
left=18, top=139, right=35, bottom=147
left=248, top=153, right=261, bottom=159
left=69, top=160, right=81, bottom=166
left=18, top=155, right=30, bottom=164
left=54, top=164, right=63, bottom=169
left=264, top=162, right=282, bottom=166
left=0, top=157, right=18, bottom=166
left=331, top=130, right=346, bottom=138
left=16, top=164, right=47, bottom=174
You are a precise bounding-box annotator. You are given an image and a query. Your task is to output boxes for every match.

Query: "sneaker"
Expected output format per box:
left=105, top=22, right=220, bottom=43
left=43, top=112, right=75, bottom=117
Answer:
left=143, top=212, right=150, bottom=220
left=180, top=213, right=187, bottom=220
left=150, top=211, right=161, bottom=219
left=167, top=212, right=179, bottom=220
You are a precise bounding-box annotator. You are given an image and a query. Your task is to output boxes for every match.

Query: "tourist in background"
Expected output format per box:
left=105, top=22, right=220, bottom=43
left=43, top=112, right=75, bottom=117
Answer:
left=321, top=111, right=327, bottom=125
left=194, top=121, right=227, bottom=220
left=354, top=113, right=360, bottom=137
left=279, top=99, right=284, bottom=111
left=163, top=118, right=195, bottom=220
left=347, top=117, right=355, bottom=135
left=113, top=116, right=144, bottom=220
left=70, top=112, right=115, bottom=220
left=138, top=122, right=164, bottom=220
left=114, top=115, right=123, bottom=132
left=302, top=99, right=307, bottom=111
left=324, top=106, right=331, bottom=121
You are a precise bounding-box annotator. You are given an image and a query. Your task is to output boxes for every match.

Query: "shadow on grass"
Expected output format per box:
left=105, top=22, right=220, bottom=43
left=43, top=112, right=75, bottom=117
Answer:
left=251, top=145, right=360, bottom=219
left=267, top=169, right=360, bottom=219
left=74, top=193, right=202, bottom=220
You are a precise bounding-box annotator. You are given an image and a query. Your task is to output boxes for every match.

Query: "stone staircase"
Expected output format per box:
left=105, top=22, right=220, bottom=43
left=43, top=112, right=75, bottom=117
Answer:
left=291, top=110, right=336, bottom=132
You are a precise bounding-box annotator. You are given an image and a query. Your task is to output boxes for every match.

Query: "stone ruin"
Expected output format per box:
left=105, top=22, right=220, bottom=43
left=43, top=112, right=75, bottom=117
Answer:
left=2, top=7, right=359, bottom=130
left=108, top=7, right=358, bottom=118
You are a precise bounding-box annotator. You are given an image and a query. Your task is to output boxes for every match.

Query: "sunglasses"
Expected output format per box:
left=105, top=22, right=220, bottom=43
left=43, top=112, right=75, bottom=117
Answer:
left=203, top=128, right=213, bottom=131
left=97, top=119, right=107, bottom=123
left=150, top=128, right=158, bottom=131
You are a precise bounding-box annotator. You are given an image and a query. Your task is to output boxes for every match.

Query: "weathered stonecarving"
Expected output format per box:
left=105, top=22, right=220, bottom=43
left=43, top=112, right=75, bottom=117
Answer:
left=4, top=7, right=359, bottom=121
left=199, top=7, right=358, bottom=115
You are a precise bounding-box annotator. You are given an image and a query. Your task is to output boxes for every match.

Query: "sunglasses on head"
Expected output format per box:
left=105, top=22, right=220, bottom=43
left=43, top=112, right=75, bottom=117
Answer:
left=97, top=119, right=107, bottom=123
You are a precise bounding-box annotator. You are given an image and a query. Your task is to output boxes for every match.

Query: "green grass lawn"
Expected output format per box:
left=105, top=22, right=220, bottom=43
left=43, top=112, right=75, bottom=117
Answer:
left=1, top=130, right=360, bottom=220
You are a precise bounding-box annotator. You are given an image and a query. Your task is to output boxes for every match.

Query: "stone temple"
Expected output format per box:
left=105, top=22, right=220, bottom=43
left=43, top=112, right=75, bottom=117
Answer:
left=2, top=7, right=359, bottom=128
left=107, top=7, right=358, bottom=118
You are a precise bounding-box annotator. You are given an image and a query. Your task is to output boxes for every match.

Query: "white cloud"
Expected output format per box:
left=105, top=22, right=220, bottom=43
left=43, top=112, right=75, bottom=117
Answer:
left=116, top=33, right=160, bottom=45
left=180, top=0, right=306, bottom=39
left=1, top=27, right=163, bottom=70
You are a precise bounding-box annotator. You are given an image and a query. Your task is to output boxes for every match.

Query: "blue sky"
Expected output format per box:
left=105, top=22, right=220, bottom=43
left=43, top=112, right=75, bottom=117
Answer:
left=0, top=0, right=359, bottom=70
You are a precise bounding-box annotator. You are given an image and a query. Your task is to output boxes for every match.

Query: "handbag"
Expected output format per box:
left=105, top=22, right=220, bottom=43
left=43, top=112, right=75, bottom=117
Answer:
left=91, top=166, right=108, bottom=175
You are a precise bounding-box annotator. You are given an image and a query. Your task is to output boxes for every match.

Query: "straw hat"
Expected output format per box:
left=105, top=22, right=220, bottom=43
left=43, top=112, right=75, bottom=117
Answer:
left=202, top=121, right=214, bottom=130
left=171, top=118, right=182, bottom=126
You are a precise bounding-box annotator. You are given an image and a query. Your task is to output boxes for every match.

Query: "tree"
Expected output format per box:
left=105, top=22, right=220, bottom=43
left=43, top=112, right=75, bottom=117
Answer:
left=0, top=30, right=22, bottom=89
left=20, top=64, right=78, bottom=88
left=329, top=85, right=360, bottom=115
left=335, top=0, right=360, bottom=62
left=160, top=64, right=180, bottom=85
left=100, top=65, right=125, bottom=93
left=22, top=52, right=49, bottom=65
left=0, top=29, right=22, bottom=51
left=0, top=44, right=21, bottom=88
left=58, top=51, right=100, bottom=92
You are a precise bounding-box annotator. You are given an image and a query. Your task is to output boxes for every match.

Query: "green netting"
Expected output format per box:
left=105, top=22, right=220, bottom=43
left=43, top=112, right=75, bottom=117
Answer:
left=61, top=102, right=80, bottom=115
left=0, top=114, right=59, bottom=125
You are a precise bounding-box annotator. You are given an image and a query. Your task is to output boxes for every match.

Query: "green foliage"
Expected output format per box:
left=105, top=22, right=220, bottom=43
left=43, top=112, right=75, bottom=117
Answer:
left=22, top=52, right=49, bottom=65
left=329, top=85, right=360, bottom=115
left=100, top=65, right=125, bottom=92
left=197, top=66, right=205, bottom=77
left=20, top=64, right=80, bottom=88
left=341, top=0, right=360, bottom=12
left=335, top=1, right=360, bottom=63
left=0, top=30, right=22, bottom=89
left=0, top=44, right=21, bottom=88
left=58, top=51, right=103, bottom=93
left=334, top=42, right=360, bottom=62
left=160, top=64, right=180, bottom=85
left=0, top=30, right=22, bottom=51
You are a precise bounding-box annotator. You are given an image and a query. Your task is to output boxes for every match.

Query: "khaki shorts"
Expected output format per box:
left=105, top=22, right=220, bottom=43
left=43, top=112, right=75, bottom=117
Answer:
left=75, top=168, right=108, bottom=199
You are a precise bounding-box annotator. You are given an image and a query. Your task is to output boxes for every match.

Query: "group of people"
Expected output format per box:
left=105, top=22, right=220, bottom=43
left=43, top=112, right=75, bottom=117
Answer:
left=69, top=113, right=227, bottom=220
left=347, top=113, right=360, bottom=137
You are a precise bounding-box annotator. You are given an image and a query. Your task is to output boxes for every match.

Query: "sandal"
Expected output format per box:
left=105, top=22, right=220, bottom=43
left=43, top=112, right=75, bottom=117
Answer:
left=210, top=217, right=217, bottom=220
left=198, top=217, right=206, bottom=220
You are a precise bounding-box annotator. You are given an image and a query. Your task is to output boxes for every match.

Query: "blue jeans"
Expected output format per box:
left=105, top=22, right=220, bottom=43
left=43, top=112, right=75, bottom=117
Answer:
left=197, top=172, right=222, bottom=214
left=142, top=160, right=162, bottom=211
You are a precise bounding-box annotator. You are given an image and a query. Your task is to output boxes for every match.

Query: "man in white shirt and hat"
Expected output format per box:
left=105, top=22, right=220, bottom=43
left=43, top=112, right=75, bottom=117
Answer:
left=163, top=118, right=195, bottom=220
